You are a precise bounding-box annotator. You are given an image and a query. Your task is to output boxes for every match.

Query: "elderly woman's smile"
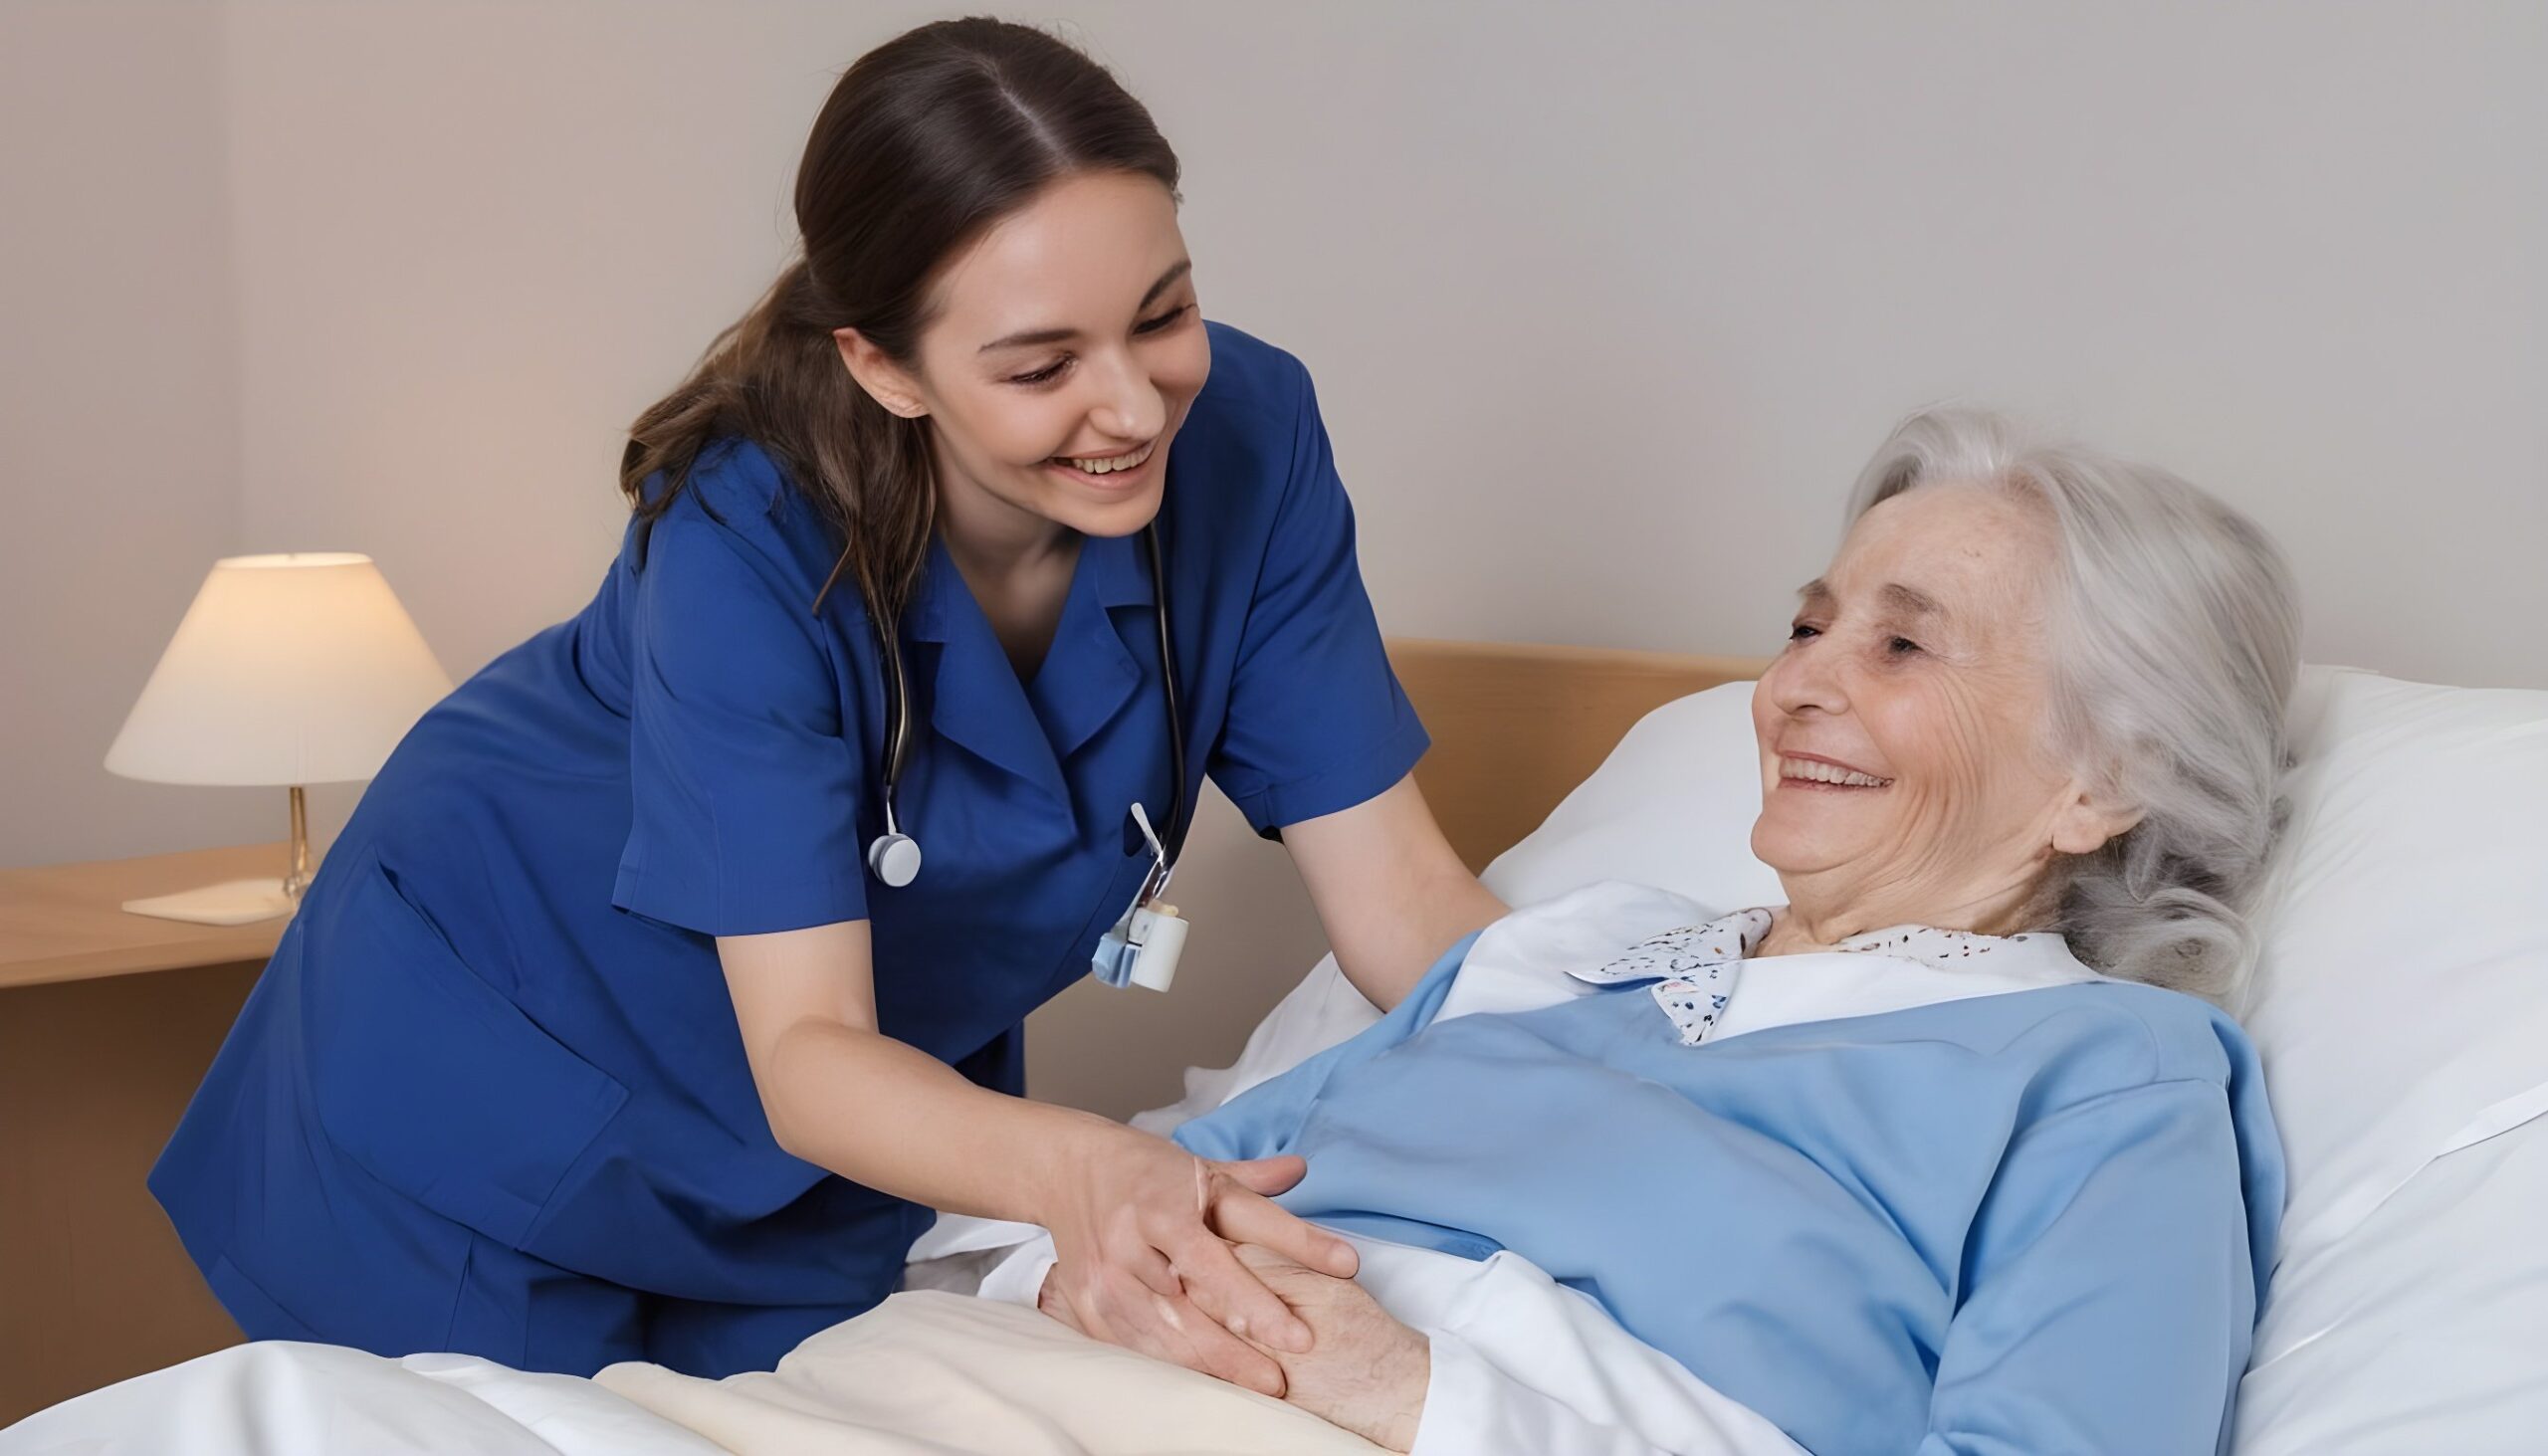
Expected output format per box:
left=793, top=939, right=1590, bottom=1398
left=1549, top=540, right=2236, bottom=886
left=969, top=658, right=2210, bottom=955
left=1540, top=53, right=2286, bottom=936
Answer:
left=1775, top=756, right=1893, bottom=788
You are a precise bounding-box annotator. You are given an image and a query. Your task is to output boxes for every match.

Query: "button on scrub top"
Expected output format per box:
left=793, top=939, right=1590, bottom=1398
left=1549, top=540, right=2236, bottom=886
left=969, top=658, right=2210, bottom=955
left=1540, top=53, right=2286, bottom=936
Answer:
left=148, top=321, right=1430, bottom=1377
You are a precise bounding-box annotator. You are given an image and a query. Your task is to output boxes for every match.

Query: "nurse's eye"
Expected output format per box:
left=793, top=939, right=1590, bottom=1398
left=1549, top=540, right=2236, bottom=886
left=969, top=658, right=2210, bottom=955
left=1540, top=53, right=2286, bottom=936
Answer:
left=1133, top=303, right=1192, bottom=335
left=1787, top=620, right=1821, bottom=642
left=1008, top=357, right=1071, bottom=387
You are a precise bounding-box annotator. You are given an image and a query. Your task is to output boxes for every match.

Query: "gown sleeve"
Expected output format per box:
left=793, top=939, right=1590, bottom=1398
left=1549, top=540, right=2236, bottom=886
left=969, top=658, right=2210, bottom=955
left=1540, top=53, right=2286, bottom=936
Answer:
left=1918, top=1079, right=2262, bottom=1455
left=611, top=507, right=871, bottom=936
left=1207, top=361, right=1431, bottom=833
left=1412, top=1328, right=1810, bottom=1456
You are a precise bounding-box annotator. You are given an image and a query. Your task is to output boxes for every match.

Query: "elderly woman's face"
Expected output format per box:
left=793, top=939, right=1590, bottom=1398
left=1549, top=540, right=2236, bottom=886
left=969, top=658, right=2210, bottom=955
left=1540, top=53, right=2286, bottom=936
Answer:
left=1751, top=484, right=2128, bottom=924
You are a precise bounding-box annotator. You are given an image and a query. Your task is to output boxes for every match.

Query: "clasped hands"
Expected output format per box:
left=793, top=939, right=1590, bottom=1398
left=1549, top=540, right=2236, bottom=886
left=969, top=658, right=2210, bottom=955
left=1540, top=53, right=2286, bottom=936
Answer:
left=1036, top=1140, right=1430, bottom=1451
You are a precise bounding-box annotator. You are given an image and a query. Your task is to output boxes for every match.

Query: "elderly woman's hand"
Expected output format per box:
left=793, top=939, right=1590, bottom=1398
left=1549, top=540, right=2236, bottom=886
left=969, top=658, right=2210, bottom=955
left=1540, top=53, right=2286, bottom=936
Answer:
left=1227, top=1242, right=1430, bottom=1451
left=1040, top=1243, right=1430, bottom=1449
left=1030, top=1132, right=1364, bottom=1399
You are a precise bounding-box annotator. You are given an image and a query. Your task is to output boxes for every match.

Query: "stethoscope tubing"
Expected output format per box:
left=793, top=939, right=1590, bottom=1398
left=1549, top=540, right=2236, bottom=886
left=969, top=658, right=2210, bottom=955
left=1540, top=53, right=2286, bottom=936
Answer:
left=869, top=521, right=1186, bottom=883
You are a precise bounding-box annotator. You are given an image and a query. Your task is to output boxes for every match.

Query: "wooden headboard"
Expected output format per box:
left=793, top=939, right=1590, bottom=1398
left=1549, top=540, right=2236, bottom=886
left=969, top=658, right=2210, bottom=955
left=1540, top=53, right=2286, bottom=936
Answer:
left=1387, top=638, right=1771, bottom=873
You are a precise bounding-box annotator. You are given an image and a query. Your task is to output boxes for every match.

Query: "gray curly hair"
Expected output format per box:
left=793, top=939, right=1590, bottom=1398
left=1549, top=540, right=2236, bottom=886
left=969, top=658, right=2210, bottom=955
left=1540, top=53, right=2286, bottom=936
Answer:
left=1845, top=407, right=2302, bottom=994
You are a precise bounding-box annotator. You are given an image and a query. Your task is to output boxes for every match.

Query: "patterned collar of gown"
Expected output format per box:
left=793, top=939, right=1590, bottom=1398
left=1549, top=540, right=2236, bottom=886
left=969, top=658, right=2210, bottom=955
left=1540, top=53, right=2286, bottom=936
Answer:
left=1563, top=907, right=2071, bottom=1046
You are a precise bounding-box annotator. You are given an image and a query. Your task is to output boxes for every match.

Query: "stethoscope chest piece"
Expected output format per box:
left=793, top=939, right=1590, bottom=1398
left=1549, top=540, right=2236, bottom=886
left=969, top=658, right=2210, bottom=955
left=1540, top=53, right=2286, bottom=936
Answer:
left=867, top=831, right=922, bottom=889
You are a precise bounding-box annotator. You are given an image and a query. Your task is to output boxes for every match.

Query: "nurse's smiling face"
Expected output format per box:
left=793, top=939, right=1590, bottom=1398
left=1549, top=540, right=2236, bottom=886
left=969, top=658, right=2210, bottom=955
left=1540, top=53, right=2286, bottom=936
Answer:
left=1749, top=483, right=2139, bottom=937
left=837, top=170, right=1211, bottom=544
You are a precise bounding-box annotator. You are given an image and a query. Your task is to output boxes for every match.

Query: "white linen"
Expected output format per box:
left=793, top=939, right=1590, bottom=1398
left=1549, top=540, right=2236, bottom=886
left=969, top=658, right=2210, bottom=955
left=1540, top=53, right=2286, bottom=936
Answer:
left=0, top=1341, right=726, bottom=1456
left=2234, top=1115, right=2548, bottom=1453
left=2229, top=669, right=2548, bottom=1258
left=1372, top=1239, right=1803, bottom=1456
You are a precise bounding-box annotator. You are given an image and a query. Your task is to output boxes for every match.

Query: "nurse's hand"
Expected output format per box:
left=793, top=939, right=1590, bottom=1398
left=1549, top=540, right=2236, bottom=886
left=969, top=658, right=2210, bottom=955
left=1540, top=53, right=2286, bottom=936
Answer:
left=1039, top=1129, right=1360, bottom=1397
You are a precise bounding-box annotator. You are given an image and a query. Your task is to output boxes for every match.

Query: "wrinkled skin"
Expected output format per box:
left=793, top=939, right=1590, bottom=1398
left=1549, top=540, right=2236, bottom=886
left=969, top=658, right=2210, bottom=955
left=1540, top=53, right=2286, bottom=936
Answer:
left=1045, top=1244, right=1428, bottom=1451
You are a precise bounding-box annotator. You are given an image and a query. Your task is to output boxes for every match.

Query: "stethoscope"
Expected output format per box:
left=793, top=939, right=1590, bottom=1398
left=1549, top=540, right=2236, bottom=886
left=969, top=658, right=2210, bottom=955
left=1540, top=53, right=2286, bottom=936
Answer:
left=856, top=524, right=1193, bottom=989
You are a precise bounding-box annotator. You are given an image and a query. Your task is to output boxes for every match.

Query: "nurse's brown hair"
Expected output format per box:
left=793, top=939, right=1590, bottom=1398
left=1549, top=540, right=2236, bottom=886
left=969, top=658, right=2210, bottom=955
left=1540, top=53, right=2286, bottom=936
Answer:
left=621, top=17, right=1179, bottom=623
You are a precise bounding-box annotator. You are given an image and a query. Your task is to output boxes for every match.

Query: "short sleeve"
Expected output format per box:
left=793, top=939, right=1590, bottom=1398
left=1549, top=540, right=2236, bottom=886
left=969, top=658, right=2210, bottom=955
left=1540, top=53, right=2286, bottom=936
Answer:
left=611, top=509, right=870, bottom=936
left=1207, top=365, right=1430, bottom=832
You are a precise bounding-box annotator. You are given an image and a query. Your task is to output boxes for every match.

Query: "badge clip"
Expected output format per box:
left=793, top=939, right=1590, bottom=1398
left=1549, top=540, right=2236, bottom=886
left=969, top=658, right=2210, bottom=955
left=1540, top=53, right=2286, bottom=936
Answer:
left=1092, top=803, right=1188, bottom=992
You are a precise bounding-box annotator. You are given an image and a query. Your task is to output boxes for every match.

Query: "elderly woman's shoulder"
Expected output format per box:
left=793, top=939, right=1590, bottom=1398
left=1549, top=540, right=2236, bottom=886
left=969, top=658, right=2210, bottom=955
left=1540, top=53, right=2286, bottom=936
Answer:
left=1991, top=978, right=2261, bottom=1100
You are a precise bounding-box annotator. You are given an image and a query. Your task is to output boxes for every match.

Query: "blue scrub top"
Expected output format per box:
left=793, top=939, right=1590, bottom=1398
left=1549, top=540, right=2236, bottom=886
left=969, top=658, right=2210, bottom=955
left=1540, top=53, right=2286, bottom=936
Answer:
left=150, top=321, right=1428, bottom=1370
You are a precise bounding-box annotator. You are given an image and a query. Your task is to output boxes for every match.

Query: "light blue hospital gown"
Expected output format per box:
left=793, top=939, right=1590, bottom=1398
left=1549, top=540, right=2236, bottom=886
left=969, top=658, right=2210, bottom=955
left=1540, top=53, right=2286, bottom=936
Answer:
left=1176, top=915, right=2284, bottom=1456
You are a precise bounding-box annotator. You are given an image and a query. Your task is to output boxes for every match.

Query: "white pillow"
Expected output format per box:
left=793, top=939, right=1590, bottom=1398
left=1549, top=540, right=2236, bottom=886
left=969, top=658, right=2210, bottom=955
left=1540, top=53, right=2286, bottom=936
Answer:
left=1477, top=682, right=1781, bottom=910
left=2224, top=669, right=2548, bottom=1450
left=2231, top=669, right=2548, bottom=1259
left=2233, top=1116, right=2548, bottom=1453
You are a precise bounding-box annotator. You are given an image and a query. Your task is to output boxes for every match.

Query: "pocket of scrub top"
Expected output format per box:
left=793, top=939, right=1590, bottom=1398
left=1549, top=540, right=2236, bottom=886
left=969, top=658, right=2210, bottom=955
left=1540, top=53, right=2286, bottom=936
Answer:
left=307, top=863, right=630, bottom=1249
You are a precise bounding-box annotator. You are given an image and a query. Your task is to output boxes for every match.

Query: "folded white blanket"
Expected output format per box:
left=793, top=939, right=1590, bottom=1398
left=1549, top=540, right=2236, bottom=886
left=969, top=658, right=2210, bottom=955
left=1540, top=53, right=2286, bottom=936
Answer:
left=594, top=1291, right=1387, bottom=1455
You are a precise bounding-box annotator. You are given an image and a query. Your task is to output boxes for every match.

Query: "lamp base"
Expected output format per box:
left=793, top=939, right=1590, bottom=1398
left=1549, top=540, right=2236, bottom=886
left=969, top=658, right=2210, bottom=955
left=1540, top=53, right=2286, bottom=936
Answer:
left=121, top=878, right=298, bottom=927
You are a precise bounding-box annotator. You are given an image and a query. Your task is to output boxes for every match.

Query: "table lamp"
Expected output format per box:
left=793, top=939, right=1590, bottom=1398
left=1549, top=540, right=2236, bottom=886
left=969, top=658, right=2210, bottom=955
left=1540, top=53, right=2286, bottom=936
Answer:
left=105, top=552, right=455, bottom=925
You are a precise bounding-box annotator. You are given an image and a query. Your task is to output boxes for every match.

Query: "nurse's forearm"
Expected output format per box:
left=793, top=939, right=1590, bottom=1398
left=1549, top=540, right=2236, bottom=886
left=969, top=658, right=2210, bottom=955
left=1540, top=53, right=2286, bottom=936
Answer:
left=1284, top=776, right=1508, bottom=1011
left=1399, top=864, right=1509, bottom=985
left=1336, top=859, right=1506, bottom=1010
left=759, top=1016, right=1126, bottom=1224
left=720, top=922, right=1135, bottom=1223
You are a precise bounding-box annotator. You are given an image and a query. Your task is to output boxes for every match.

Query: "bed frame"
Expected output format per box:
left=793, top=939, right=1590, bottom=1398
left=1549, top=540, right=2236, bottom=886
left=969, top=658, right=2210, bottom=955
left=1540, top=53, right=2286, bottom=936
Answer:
left=1387, top=638, right=1771, bottom=873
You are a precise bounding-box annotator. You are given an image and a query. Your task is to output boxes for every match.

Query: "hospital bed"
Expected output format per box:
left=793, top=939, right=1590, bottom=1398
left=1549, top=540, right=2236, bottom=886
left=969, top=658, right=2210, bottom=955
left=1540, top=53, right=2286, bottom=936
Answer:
left=4, top=639, right=2542, bottom=1454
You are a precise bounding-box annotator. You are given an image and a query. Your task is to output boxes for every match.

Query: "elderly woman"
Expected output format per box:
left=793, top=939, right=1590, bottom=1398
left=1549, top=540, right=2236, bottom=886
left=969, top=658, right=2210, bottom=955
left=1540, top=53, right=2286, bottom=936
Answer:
left=1029, top=406, right=2300, bottom=1454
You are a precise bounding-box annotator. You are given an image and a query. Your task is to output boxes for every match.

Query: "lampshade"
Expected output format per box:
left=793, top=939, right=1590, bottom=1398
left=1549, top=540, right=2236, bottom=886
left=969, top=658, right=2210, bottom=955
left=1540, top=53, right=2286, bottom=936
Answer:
left=106, top=552, right=455, bottom=787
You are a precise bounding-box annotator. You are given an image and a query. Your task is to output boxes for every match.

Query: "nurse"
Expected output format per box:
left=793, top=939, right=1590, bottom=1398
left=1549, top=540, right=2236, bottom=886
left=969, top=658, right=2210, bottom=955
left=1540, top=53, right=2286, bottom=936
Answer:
left=149, top=17, right=1504, bottom=1398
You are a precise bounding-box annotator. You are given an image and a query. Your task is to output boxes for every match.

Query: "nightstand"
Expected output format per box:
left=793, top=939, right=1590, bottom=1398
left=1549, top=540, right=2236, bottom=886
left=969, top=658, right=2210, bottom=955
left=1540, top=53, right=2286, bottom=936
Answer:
left=0, top=844, right=290, bottom=1424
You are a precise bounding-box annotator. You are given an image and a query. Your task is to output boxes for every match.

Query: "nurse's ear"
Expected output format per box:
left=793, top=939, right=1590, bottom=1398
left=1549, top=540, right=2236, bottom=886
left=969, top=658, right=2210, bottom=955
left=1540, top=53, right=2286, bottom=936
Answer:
left=832, top=327, right=931, bottom=419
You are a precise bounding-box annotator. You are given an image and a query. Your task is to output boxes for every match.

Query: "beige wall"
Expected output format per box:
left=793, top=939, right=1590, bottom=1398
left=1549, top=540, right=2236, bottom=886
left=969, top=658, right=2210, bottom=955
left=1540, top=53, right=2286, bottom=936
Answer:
left=213, top=0, right=2548, bottom=704
left=0, top=2, right=266, bottom=867
left=6, top=2, right=2544, bottom=1106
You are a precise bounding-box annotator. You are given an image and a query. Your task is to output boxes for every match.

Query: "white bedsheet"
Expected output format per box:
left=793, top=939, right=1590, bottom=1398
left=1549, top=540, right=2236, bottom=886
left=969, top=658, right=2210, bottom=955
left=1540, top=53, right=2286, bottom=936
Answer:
left=0, top=1247, right=1799, bottom=1456
left=0, top=1339, right=727, bottom=1456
